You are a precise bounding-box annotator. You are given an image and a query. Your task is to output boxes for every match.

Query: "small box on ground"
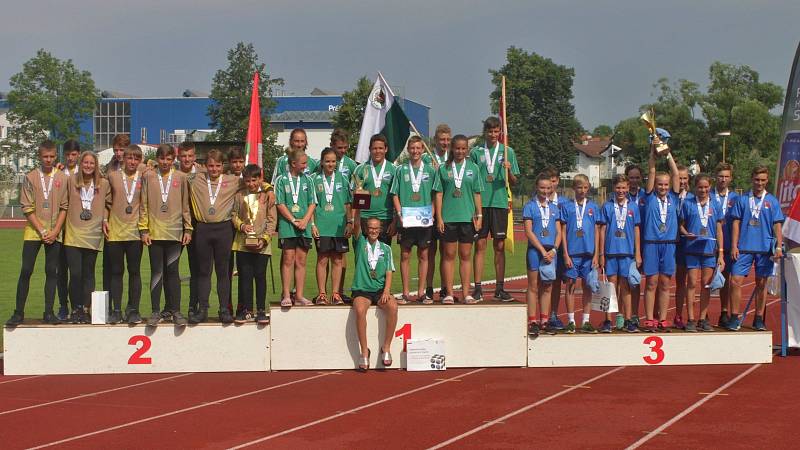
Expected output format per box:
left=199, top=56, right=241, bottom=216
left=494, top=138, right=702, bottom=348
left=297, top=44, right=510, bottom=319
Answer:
left=91, top=291, right=109, bottom=324
left=407, top=338, right=446, bottom=371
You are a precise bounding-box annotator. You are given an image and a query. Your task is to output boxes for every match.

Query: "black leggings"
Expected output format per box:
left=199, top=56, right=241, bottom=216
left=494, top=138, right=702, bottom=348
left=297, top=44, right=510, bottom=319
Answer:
left=195, top=221, right=234, bottom=311
left=16, top=240, right=61, bottom=313
left=107, top=240, right=143, bottom=311
left=187, top=228, right=199, bottom=311
left=102, top=241, right=111, bottom=292
left=236, top=251, right=269, bottom=311
left=65, top=246, right=98, bottom=309
left=148, top=241, right=182, bottom=313
left=57, top=245, right=70, bottom=310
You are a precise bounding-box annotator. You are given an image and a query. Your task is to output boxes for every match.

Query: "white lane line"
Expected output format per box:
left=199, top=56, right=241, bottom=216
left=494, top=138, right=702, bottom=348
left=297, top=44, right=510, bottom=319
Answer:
left=0, top=373, right=193, bottom=416
left=28, top=371, right=340, bottom=449
left=625, top=363, right=762, bottom=450
left=427, top=366, right=625, bottom=449
left=0, top=375, right=43, bottom=385
left=229, top=368, right=487, bottom=449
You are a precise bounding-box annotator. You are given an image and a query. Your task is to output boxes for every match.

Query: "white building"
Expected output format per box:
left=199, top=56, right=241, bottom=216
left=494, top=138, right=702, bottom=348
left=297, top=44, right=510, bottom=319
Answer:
left=562, top=135, right=613, bottom=188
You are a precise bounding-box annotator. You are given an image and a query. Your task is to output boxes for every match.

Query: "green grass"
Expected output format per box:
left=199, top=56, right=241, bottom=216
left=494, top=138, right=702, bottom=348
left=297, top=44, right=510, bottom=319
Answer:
left=1, top=229, right=530, bottom=349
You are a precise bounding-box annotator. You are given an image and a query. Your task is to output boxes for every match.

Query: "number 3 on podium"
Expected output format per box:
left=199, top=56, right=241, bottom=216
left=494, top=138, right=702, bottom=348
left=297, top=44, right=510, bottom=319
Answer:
left=643, top=336, right=665, bottom=364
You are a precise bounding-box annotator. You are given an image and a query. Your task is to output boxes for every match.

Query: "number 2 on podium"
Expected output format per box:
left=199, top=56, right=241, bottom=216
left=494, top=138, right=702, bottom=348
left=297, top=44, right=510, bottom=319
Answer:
left=128, top=335, right=153, bottom=364
left=395, top=323, right=411, bottom=352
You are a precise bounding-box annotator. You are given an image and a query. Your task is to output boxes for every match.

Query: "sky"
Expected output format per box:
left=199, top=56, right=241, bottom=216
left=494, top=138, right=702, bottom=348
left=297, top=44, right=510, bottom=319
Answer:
left=1, top=0, right=799, bottom=135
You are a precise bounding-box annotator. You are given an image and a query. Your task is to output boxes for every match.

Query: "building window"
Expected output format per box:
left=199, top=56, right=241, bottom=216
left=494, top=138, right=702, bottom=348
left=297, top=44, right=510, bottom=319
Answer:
left=94, top=101, right=131, bottom=149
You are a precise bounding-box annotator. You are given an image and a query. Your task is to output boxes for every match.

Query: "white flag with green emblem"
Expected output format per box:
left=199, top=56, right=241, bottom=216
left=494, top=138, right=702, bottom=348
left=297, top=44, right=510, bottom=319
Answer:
left=355, top=72, right=410, bottom=163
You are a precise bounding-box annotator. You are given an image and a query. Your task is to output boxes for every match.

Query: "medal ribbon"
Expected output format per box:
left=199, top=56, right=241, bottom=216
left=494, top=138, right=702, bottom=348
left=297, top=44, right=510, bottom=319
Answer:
left=658, top=196, right=669, bottom=226
left=370, top=159, right=387, bottom=189
left=615, top=199, right=628, bottom=230
left=207, top=176, right=223, bottom=208
left=288, top=174, right=301, bottom=205
left=698, top=200, right=709, bottom=228
left=159, top=169, right=174, bottom=204
left=715, top=189, right=729, bottom=216
left=539, top=201, right=550, bottom=230
left=451, top=161, right=466, bottom=189
left=39, top=169, right=54, bottom=202
left=408, top=161, right=424, bottom=193
left=122, top=171, right=140, bottom=206
left=575, top=199, right=586, bottom=230
left=483, top=143, right=500, bottom=178
left=322, top=172, right=335, bottom=204
left=366, top=240, right=380, bottom=272
left=749, top=191, right=765, bottom=220
left=80, top=180, right=95, bottom=210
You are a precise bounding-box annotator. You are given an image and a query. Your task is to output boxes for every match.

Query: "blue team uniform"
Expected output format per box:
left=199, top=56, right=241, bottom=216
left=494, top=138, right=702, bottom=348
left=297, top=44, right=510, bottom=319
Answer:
left=730, top=191, right=784, bottom=277
left=712, top=189, right=739, bottom=274
left=560, top=199, right=599, bottom=280
left=680, top=197, right=723, bottom=269
left=523, top=199, right=560, bottom=272
left=642, top=191, right=680, bottom=276
left=675, top=191, right=695, bottom=267
left=598, top=199, right=640, bottom=278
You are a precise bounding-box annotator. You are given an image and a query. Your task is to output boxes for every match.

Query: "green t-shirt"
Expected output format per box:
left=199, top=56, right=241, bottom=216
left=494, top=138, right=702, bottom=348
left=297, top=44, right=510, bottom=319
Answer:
left=275, top=173, right=317, bottom=238
left=432, top=159, right=484, bottom=223
left=422, top=150, right=448, bottom=168
left=469, top=143, right=520, bottom=208
left=336, top=155, right=358, bottom=180
left=271, top=152, right=320, bottom=184
left=389, top=160, right=436, bottom=207
left=312, top=171, right=351, bottom=237
left=352, top=235, right=395, bottom=292
left=351, top=159, right=397, bottom=220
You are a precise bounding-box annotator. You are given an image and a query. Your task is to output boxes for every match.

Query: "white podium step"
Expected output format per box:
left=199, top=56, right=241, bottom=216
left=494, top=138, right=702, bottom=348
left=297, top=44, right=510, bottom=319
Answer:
left=528, top=331, right=774, bottom=367
left=3, top=323, right=270, bottom=375
left=270, top=304, right=528, bottom=370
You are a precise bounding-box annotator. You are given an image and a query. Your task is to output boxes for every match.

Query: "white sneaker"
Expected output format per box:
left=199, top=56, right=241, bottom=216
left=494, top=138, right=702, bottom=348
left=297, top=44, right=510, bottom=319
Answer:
left=464, top=295, right=480, bottom=304
left=442, top=295, right=455, bottom=305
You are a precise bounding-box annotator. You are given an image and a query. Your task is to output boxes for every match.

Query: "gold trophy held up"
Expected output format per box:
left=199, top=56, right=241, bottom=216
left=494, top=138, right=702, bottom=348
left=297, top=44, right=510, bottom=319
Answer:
left=640, top=109, right=671, bottom=155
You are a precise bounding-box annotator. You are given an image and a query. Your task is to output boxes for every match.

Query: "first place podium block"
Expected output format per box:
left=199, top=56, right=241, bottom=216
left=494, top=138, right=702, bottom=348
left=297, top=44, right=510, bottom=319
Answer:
left=3, top=322, right=270, bottom=375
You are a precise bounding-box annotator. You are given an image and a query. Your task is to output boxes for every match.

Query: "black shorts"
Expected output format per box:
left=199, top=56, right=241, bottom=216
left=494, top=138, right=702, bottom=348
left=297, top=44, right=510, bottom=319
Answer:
left=398, top=226, right=433, bottom=249
left=477, top=207, right=508, bottom=239
left=442, top=222, right=476, bottom=244
left=359, top=218, right=393, bottom=245
left=352, top=289, right=383, bottom=305
left=315, top=236, right=350, bottom=253
left=278, top=237, right=312, bottom=250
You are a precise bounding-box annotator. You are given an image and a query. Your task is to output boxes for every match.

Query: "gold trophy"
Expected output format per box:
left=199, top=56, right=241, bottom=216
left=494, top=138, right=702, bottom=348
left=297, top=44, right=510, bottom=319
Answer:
left=244, top=193, right=261, bottom=248
left=640, top=110, right=670, bottom=155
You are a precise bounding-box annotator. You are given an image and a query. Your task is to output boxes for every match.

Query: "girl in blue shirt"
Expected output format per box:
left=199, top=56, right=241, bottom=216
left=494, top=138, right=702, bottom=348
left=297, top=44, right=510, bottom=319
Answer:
left=679, top=174, right=724, bottom=332
left=523, top=173, right=561, bottom=336
left=625, top=164, right=647, bottom=327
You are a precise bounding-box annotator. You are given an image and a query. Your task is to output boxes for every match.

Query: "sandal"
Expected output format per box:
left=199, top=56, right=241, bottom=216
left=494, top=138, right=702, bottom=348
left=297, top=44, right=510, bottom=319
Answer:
left=442, top=296, right=455, bottom=305
left=397, top=294, right=410, bottom=305
left=294, top=297, right=313, bottom=306
left=421, top=295, right=434, bottom=305
left=331, top=292, right=345, bottom=305
left=381, top=349, right=393, bottom=367
left=357, top=349, right=371, bottom=372
left=280, top=298, right=292, bottom=308
left=315, top=293, right=328, bottom=306
left=658, top=319, right=672, bottom=332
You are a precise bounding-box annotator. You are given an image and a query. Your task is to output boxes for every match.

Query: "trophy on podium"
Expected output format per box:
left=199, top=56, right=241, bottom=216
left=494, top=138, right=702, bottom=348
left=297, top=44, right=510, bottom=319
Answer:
left=244, top=193, right=261, bottom=248
left=640, top=110, right=671, bottom=155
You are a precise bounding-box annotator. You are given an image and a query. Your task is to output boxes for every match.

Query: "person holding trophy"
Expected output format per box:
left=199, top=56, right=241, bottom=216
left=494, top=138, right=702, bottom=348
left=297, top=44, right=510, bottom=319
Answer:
left=390, top=136, right=437, bottom=304
left=232, top=164, right=276, bottom=324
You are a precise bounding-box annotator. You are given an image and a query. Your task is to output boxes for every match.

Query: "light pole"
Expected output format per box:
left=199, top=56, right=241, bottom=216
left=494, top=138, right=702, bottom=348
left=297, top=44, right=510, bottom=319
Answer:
left=717, top=131, right=731, bottom=163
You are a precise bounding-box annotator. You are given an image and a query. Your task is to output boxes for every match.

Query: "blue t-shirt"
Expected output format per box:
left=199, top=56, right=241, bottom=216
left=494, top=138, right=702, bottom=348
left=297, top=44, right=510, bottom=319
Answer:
left=642, top=191, right=680, bottom=243
left=712, top=189, right=739, bottom=255
left=681, top=197, right=723, bottom=256
left=559, top=199, right=599, bottom=256
left=598, top=199, right=640, bottom=257
left=523, top=198, right=560, bottom=249
left=730, top=191, right=784, bottom=254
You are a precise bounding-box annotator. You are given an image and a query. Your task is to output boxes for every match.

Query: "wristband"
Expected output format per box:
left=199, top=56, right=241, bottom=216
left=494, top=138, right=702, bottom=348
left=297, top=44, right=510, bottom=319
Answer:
left=476, top=214, right=483, bottom=218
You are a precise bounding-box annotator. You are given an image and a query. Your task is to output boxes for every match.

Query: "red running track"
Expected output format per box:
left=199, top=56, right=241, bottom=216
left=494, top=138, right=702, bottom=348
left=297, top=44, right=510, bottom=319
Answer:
left=0, top=279, right=794, bottom=449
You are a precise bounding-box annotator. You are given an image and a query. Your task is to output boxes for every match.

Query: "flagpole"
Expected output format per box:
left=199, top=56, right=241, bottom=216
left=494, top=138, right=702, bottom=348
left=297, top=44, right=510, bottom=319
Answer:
left=501, top=76, right=510, bottom=196
left=409, top=120, right=440, bottom=169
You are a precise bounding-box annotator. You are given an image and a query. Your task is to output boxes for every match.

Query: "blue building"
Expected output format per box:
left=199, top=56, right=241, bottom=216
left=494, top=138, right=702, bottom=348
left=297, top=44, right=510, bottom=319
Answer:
left=81, top=90, right=430, bottom=154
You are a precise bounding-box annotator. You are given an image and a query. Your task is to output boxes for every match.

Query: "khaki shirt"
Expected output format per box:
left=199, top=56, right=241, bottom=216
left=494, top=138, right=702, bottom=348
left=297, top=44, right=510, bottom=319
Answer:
left=138, top=169, right=193, bottom=241
left=232, top=186, right=276, bottom=255
left=107, top=169, right=143, bottom=242
left=189, top=173, right=242, bottom=223
left=20, top=169, right=69, bottom=241
left=64, top=175, right=111, bottom=251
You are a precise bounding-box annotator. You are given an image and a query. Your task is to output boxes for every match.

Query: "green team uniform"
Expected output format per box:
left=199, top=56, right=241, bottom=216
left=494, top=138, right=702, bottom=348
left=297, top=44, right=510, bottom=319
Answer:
left=352, top=235, right=395, bottom=291
left=432, top=160, right=484, bottom=223
left=275, top=173, right=317, bottom=238
left=469, top=143, right=520, bottom=208
left=422, top=151, right=448, bottom=168
left=389, top=160, right=436, bottom=207
left=271, top=152, right=320, bottom=184
left=312, top=171, right=351, bottom=237
left=335, top=155, right=358, bottom=180
left=352, top=159, right=397, bottom=220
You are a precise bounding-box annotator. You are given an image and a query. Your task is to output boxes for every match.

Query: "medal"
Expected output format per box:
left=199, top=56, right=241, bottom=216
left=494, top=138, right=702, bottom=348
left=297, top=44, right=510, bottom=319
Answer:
left=408, top=161, right=424, bottom=202
left=539, top=200, right=551, bottom=237
left=324, top=203, right=334, bottom=212
left=451, top=160, right=466, bottom=198
left=748, top=192, right=765, bottom=229
left=366, top=239, right=380, bottom=280
left=749, top=218, right=760, bottom=227
left=411, top=192, right=421, bottom=201
left=160, top=203, right=168, bottom=212
left=657, top=196, right=669, bottom=233
left=370, top=159, right=387, bottom=196
left=486, top=175, right=494, bottom=182
left=370, top=269, right=377, bottom=279
left=43, top=201, right=50, bottom=209
left=483, top=142, right=500, bottom=184
left=121, top=171, right=139, bottom=213
left=39, top=169, right=54, bottom=211
left=159, top=169, right=174, bottom=205
left=575, top=199, right=587, bottom=237
left=125, top=205, right=133, bottom=214
left=373, top=188, right=382, bottom=197
left=207, top=175, right=223, bottom=217
left=453, top=188, right=462, bottom=198
left=700, top=227, right=709, bottom=236
left=80, top=209, right=92, bottom=221
left=79, top=180, right=95, bottom=219
left=576, top=230, right=584, bottom=237
left=541, top=229, right=550, bottom=237
left=659, top=224, right=666, bottom=232
left=614, top=200, right=628, bottom=235
left=321, top=172, right=336, bottom=207
left=291, top=204, right=301, bottom=213
left=615, top=230, right=625, bottom=238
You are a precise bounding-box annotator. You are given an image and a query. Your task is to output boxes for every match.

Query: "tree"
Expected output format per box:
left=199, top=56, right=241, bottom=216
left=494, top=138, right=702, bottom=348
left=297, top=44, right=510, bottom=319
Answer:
left=208, top=42, right=284, bottom=176
left=489, top=47, right=583, bottom=178
left=331, top=76, right=372, bottom=154
left=592, top=124, right=613, bottom=137
left=3, top=49, right=97, bottom=169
